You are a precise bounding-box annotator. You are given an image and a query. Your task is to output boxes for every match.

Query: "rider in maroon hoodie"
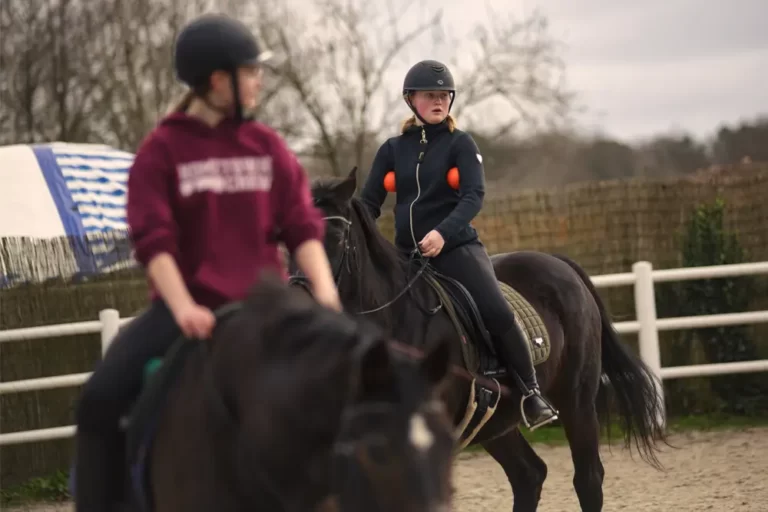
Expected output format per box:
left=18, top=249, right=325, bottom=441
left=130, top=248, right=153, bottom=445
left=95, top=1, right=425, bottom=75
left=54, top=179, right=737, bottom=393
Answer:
left=72, top=14, right=341, bottom=512
left=127, top=109, right=322, bottom=311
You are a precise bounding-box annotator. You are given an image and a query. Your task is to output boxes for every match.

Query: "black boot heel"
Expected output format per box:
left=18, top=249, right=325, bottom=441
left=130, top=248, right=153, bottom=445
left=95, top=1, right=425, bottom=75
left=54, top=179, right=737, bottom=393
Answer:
left=495, top=323, right=559, bottom=431
left=520, top=388, right=559, bottom=431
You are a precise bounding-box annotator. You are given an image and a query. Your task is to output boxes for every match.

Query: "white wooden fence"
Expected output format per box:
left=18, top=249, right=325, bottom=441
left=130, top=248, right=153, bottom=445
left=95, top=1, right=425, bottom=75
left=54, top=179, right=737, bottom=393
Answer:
left=2, top=260, right=768, bottom=446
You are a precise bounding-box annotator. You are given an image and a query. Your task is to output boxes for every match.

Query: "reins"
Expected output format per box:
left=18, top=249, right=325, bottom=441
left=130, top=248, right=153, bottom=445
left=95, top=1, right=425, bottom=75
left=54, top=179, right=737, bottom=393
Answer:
left=288, top=215, right=433, bottom=315
left=288, top=214, right=516, bottom=399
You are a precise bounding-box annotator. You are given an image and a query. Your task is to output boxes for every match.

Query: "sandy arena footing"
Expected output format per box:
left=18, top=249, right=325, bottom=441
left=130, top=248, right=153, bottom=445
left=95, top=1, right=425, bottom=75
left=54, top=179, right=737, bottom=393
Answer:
left=8, top=427, right=768, bottom=512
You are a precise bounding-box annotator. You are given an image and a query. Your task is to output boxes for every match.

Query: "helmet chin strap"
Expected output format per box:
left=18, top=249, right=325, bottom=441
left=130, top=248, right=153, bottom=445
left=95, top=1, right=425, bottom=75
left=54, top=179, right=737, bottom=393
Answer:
left=404, top=93, right=430, bottom=126
left=230, top=70, right=244, bottom=122
left=199, top=68, right=245, bottom=122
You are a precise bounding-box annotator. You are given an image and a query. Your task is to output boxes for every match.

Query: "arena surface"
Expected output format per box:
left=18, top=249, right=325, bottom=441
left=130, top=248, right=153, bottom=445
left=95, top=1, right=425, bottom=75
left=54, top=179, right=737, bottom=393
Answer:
left=11, top=426, right=768, bottom=512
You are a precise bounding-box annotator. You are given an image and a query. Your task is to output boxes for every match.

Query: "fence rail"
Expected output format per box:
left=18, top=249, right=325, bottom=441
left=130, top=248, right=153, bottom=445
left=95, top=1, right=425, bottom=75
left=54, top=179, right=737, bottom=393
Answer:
left=2, top=260, right=768, bottom=445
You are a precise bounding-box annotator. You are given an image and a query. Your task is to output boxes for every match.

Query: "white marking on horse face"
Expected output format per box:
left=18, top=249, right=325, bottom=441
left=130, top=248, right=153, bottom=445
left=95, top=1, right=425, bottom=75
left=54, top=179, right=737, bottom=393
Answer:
left=409, top=413, right=434, bottom=452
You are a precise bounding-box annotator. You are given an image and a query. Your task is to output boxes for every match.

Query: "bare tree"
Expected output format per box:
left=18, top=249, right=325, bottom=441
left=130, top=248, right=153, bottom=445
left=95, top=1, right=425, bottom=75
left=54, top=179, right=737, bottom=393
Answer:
left=0, top=0, right=140, bottom=145
left=0, top=0, right=290, bottom=150
left=447, top=7, right=574, bottom=141
left=0, top=0, right=61, bottom=144
left=247, top=0, right=443, bottom=177
left=244, top=0, right=573, bottom=177
left=1, top=0, right=571, bottom=172
left=0, top=0, right=131, bottom=144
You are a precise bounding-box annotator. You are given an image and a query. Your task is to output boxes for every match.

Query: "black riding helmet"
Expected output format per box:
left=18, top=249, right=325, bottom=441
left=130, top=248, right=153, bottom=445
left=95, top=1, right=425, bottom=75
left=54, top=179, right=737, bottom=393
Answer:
left=174, top=14, right=272, bottom=122
left=402, top=60, right=456, bottom=126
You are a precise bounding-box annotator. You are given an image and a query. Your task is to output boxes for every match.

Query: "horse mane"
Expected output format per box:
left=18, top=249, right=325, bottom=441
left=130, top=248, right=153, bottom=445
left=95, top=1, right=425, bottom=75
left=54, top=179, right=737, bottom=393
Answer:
left=244, top=272, right=367, bottom=358
left=310, top=177, right=420, bottom=317
left=347, top=196, right=410, bottom=288
left=211, top=274, right=393, bottom=503
left=212, top=273, right=373, bottom=397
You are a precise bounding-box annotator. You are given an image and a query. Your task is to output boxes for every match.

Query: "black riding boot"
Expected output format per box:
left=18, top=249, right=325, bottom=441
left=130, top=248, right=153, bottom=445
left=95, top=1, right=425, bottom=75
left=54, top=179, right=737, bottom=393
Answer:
left=74, top=431, right=127, bottom=512
left=495, top=323, right=559, bottom=431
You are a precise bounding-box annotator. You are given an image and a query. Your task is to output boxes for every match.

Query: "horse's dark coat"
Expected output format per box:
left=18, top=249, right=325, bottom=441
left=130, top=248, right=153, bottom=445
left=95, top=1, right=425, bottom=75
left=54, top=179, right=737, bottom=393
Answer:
left=145, top=273, right=456, bottom=512
left=304, top=169, right=668, bottom=512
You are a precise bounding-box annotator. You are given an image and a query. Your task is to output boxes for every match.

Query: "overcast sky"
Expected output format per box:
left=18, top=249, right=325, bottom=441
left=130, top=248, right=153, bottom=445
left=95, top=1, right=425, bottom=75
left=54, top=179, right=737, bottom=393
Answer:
left=404, top=0, right=768, bottom=142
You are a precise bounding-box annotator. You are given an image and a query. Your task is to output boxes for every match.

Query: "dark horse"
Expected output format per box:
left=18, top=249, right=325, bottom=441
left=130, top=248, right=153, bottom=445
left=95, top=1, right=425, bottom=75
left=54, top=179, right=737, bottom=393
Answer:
left=81, top=274, right=457, bottom=512
left=297, top=169, right=668, bottom=512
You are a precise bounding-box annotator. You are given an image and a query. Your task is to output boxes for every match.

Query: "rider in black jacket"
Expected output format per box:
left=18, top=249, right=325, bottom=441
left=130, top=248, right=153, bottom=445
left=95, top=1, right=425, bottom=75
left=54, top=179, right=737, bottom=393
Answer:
left=360, top=60, right=558, bottom=431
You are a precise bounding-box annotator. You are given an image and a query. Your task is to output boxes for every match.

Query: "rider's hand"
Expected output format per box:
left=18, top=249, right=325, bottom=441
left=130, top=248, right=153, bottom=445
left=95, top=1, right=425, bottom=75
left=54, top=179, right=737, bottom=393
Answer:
left=312, top=283, right=344, bottom=313
left=173, top=302, right=216, bottom=339
left=419, top=230, right=445, bottom=258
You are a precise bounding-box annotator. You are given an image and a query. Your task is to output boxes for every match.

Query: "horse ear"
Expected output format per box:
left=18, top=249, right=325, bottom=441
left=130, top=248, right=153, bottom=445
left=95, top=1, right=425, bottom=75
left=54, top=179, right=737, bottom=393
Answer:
left=420, top=336, right=452, bottom=387
left=353, top=335, right=397, bottom=401
left=333, top=167, right=357, bottom=202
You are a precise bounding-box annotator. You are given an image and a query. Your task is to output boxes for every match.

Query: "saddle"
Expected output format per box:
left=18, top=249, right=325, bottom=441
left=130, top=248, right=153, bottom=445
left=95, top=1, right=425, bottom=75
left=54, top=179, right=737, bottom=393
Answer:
left=416, top=261, right=552, bottom=449
left=417, top=263, right=551, bottom=372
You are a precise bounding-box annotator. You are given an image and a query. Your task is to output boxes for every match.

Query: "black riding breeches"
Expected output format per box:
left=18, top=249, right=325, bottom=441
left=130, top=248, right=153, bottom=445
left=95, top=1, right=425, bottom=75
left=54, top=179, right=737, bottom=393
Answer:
left=75, top=299, right=181, bottom=435
left=429, top=240, right=516, bottom=336
left=74, top=299, right=182, bottom=511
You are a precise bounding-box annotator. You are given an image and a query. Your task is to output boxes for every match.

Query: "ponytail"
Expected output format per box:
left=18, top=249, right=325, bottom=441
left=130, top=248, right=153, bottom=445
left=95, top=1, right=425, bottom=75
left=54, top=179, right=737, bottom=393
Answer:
left=166, top=90, right=195, bottom=115
left=400, top=114, right=457, bottom=134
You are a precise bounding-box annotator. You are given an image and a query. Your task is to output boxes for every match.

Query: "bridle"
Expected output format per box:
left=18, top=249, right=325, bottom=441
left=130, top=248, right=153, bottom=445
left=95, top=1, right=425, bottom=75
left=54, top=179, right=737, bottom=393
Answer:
left=282, top=214, right=523, bottom=508
left=220, top=328, right=448, bottom=512
left=287, top=214, right=515, bottom=398
left=330, top=399, right=448, bottom=511
left=207, top=224, right=511, bottom=512
left=288, top=215, right=438, bottom=316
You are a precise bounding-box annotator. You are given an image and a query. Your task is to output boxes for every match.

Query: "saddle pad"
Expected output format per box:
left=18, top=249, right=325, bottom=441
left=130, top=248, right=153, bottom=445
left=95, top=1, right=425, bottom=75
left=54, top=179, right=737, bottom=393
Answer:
left=498, top=281, right=551, bottom=365
left=426, top=274, right=551, bottom=373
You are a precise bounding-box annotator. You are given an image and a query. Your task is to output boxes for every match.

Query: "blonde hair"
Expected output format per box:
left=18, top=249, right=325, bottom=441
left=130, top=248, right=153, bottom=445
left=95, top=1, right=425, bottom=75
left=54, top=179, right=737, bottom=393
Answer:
left=400, top=114, right=456, bottom=134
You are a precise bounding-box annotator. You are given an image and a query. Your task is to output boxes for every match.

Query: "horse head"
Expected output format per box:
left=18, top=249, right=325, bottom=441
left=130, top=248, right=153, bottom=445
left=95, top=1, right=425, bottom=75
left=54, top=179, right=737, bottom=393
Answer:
left=287, top=168, right=358, bottom=279
left=330, top=327, right=455, bottom=512
left=228, top=272, right=455, bottom=512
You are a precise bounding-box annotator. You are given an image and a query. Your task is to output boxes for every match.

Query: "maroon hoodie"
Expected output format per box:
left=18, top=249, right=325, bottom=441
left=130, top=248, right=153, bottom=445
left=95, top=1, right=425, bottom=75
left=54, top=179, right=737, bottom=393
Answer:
left=126, top=112, right=325, bottom=310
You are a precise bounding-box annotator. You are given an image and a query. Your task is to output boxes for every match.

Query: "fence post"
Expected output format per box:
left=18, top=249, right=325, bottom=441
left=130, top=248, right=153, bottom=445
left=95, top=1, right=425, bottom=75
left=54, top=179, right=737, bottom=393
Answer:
left=99, top=309, right=121, bottom=356
left=632, top=261, right=666, bottom=429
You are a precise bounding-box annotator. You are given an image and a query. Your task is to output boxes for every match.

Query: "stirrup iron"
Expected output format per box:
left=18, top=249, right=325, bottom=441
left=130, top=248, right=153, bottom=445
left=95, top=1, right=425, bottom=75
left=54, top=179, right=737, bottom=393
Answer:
left=519, top=389, right=559, bottom=432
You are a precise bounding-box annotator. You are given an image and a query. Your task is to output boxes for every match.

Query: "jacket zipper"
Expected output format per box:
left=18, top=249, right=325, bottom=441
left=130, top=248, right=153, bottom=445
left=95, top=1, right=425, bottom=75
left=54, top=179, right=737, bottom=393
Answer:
left=408, top=127, right=428, bottom=249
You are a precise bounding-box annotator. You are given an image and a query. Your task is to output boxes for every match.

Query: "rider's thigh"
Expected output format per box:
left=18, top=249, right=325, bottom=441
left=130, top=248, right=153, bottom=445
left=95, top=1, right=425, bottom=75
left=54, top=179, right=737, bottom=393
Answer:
left=431, top=241, right=514, bottom=333
left=74, top=300, right=180, bottom=432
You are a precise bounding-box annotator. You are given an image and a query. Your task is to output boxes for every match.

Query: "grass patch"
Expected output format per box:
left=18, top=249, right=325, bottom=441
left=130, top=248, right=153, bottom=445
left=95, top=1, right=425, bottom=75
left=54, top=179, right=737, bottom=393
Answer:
left=666, top=413, right=768, bottom=432
left=0, top=470, right=70, bottom=507
left=460, top=413, right=768, bottom=454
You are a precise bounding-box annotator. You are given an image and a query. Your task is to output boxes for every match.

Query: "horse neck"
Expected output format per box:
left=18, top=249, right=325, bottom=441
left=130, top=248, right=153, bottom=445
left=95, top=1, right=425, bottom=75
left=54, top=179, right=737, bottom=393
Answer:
left=341, top=209, right=428, bottom=328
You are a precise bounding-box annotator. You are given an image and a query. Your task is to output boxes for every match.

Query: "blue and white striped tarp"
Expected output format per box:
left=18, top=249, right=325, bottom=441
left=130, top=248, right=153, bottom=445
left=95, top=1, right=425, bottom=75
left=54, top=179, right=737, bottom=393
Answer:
left=0, top=142, right=138, bottom=287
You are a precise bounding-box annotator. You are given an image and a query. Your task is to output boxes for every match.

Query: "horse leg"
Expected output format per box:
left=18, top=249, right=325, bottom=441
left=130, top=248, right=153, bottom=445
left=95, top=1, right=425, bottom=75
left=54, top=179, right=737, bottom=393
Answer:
left=558, top=394, right=605, bottom=511
left=481, top=428, right=548, bottom=512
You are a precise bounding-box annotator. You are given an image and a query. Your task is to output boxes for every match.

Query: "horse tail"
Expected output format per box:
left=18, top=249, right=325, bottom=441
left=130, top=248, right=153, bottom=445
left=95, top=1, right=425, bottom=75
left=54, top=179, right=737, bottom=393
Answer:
left=552, top=253, right=667, bottom=470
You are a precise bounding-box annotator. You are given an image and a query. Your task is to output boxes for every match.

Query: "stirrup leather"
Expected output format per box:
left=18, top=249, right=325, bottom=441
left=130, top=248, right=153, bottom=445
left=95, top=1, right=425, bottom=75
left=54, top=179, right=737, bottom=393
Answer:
left=519, top=389, right=559, bottom=432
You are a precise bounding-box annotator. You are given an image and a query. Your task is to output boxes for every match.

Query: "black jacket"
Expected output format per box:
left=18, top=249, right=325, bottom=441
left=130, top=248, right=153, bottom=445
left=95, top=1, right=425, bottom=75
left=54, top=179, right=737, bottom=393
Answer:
left=360, top=121, right=485, bottom=252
